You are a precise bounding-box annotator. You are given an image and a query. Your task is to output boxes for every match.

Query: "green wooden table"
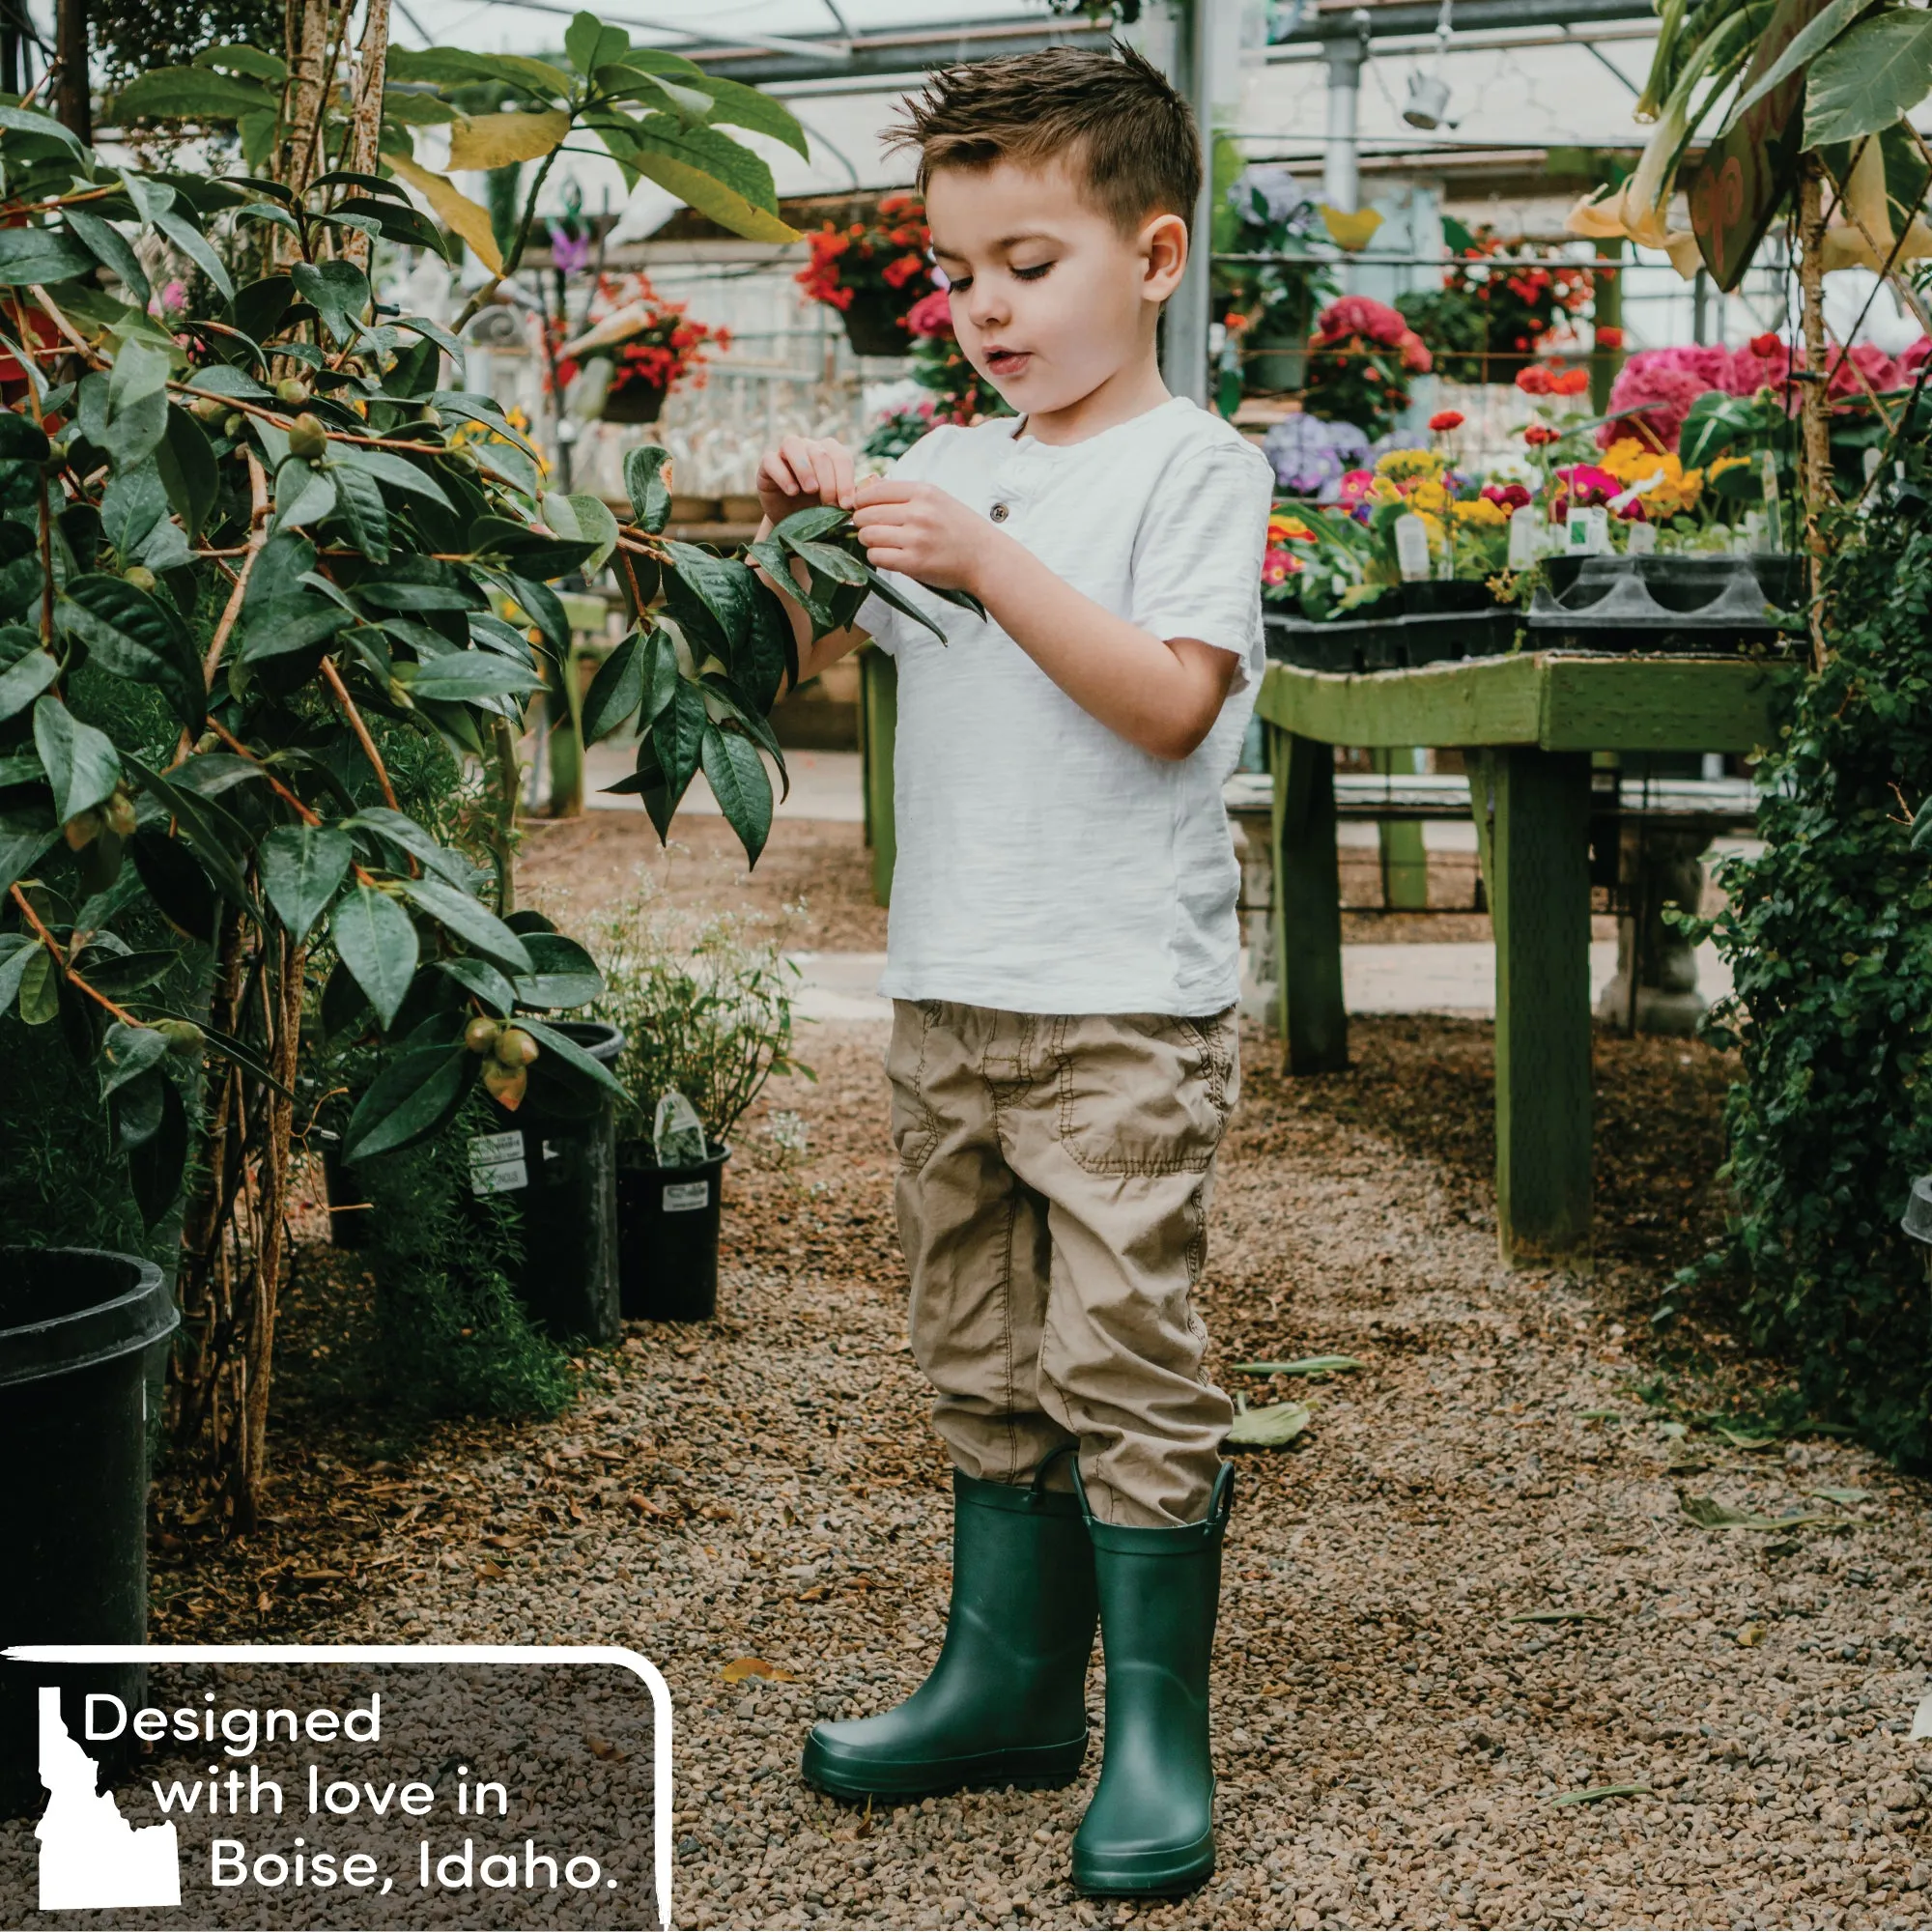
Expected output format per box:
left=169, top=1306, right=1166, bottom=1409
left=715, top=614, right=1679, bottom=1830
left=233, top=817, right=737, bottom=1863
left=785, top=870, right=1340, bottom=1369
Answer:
left=1258, top=651, right=1793, bottom=1267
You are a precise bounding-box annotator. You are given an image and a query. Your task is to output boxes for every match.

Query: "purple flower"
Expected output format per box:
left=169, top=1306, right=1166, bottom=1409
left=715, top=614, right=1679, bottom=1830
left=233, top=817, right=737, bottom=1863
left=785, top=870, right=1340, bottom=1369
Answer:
left=549, top=223, right=592, bottom=275
left=1262, top=414, right=1371, bottom=499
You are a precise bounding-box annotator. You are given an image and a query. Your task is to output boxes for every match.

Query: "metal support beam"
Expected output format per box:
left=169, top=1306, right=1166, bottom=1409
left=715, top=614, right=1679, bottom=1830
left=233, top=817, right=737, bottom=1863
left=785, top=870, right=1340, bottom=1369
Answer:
left=1321, top=15, right=1369, bottom=215
left=1161, top=0, right=1214, bottom=407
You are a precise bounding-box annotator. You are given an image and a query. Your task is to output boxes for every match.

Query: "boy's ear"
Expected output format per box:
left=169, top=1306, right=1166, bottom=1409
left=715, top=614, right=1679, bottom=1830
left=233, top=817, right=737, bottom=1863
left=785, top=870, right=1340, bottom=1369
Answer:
left=1141, top=212, right=1189, bottom=303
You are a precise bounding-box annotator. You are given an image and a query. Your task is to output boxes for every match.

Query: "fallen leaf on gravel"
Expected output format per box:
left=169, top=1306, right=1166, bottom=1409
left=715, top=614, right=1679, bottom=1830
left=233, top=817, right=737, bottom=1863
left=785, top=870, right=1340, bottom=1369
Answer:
left=1656, top=1421, right=1689, bottom=1439
left=1737, top=1623, right=1764, bottom=1647
left=293, top=1569, right=348, bottom=1581
left=1553, top=1783, right=1651, bottom=1806
left=721, top=1658, right=797, bottom=1683
left=1715, top=1427, right=1778, bottom=1452
left=1578, top=1408, right=1621, bottom=1421
left=1227, top=1397, right=1311, bottom=1448
left=584, top=1733, right=628, bottom=1761
left=1232, top=1356, right=1363, bottom=1377
left=481, top=1533, right=524, bottom=1549
left=1678, top=1492, right=1832, bottom=1532
left=1666, top=1459, right=1712, bottom=1475
left=1807, top=1487, right=1869, bottom=1505
left=474, top=1560, right=507, bottom=1579
left=1508, top=1609, right=1610, bottom=1625
left=798, top=1584, right=828, bottom=1602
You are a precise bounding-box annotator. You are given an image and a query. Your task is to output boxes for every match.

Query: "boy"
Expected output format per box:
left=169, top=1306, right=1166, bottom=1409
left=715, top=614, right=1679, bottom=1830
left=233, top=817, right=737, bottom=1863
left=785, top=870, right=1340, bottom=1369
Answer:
left=750, top=43, right=1272, bottom=1898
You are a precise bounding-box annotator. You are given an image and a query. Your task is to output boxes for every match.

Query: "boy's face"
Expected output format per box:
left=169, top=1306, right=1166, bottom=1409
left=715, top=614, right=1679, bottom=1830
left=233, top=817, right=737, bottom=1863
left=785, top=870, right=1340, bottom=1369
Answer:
left=925, top=156, right=1185, bottom=416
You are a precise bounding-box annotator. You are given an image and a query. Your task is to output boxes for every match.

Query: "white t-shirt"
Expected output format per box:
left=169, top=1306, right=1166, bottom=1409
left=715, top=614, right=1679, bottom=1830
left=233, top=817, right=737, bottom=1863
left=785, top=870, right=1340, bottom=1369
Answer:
left=856, top=393, right=1274, bottom=1017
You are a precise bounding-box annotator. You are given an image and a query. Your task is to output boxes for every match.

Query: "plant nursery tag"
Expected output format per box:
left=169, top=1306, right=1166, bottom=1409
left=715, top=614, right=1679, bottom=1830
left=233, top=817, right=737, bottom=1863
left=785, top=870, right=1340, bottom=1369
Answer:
left=1394, top=512, right=1431, bottom=581
left=469, top=1129, right=527, bottom=1197
left=1627, top=520, right=1658, bottom=554
left=663, top=1179, right=710, bottom=1212
left=1507, top=507, right=1540, bottom=570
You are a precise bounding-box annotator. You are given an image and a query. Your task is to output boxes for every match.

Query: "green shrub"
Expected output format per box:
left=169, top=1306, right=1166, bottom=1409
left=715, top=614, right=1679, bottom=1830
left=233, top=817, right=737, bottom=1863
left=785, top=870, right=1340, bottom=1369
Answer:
left=356, top=1091, right=575, bottom=1421
left=1687, top=458, right=1932, bottom=1464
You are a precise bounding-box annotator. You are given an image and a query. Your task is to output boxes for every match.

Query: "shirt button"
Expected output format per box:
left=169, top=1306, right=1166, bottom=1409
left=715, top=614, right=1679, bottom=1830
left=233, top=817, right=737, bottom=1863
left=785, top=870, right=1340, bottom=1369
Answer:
left=989, top=502, right=1009, bottom=523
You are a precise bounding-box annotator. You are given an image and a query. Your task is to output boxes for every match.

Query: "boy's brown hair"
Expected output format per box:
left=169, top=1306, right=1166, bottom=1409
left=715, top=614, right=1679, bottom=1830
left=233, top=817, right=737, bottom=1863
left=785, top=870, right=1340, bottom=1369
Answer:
left=887, top=43, right=1202, bottom=236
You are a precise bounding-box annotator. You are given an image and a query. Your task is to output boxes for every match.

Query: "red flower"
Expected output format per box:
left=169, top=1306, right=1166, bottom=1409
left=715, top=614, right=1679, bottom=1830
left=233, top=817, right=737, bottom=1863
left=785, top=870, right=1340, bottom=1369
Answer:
left=1749, top=331, right=1782, bottom=356
left=1553, top=367, right=1591, bottom=396
left=904, top=290, right=952, bottom=338
left=1482, top=481, right=1532, bottom=510
left=1429, top=410, right=1464, bottom=432
left=1595, top=327, right=1624, bottom=351
left=1516, top=365, right=1551, bottom=396
left=1523, top=423, right=1559, bottom=446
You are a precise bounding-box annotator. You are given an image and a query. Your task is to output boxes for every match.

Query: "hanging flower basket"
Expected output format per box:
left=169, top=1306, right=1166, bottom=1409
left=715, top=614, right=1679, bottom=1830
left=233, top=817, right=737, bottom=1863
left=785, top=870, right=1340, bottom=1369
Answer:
left=839, top=286, right=912, bottom=357
left=602, top=378, right=668, bottom=424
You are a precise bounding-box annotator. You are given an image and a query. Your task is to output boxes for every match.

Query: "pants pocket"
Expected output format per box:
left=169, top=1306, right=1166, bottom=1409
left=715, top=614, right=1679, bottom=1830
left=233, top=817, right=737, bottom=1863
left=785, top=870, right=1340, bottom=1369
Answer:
left=886, top=999, right=944, bottom=1175
left=1049, top=1010, right=1238, bottom=1178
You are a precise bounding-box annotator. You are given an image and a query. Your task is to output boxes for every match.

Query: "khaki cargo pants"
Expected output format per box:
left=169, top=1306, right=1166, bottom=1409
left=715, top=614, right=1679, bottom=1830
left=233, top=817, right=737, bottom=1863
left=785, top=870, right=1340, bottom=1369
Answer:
left=887, top=1000, right=1239, bottom=1529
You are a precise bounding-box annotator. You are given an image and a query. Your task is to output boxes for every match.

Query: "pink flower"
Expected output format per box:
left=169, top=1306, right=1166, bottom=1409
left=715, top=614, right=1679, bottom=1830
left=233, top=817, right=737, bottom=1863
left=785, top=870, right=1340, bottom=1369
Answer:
left=1827, top=339, right=1899, bottom=400
left=904, top=290, right=952, bottom=338
left=1482, top=481, right=1531, bottom=510
left=1315, top=296, right=1408, bottom=347
left=1262, top=546, right=1302, bottom=584
left=1596, top=345, right=1732, bottom=449
left=1554, top=463, right=1620, bottom=517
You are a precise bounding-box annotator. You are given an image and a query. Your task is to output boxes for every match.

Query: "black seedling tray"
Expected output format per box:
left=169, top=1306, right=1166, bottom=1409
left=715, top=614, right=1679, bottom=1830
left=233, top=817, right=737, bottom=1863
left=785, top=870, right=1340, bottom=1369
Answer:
left=1528, top=554, right=1803, bottom=656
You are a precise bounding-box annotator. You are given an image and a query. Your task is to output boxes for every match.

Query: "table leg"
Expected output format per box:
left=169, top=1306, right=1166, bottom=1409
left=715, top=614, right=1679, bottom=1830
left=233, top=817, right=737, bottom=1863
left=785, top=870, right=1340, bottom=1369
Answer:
left=860, top=646, right=897, bottom=908
left=1374, top=747, right=1430, bottom=909
left=1271, top=727, right=1348, bottom=1074
left=1489, top=747, right=1593, bottom=1265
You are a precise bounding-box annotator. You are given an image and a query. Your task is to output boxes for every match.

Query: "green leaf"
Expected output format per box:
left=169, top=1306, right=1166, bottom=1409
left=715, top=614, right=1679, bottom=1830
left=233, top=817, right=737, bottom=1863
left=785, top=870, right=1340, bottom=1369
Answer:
left=115, top=65, right=277, bottom=120
left=33, top=695, right=121, bottom=823
left=581, top=632, right=643, bottom=744
left=512, top=930, right=604, bottom=1009
left=342, top=1013, right=478, bottom=1160
left=0, top=102, right=86, bottom=156
left=741, top=581, right=795, bottom=712
left=291, top=259, right=371, bottom=347
left=542, top=490, right=620, bottom=572
left=0, top=227, right=99, bottom=286
left=1552, top=1785, right=1652, bottom=1807
left=518, top=1014, right=630, bottom=1103
left=125, top=1074, right=187, bottom=1226
left=337, top=443, right=456, bottom=511
left=0, top=930, right=38, bottom=1011
left=851, top=554, right=953, bottom=644
left=153, top=206, right=236, bottom=302
left=327, top=459, right=391, bottom=561
left=259, top=822, right=353, bottom=940
left=271, top=459, right=338, bottom=535
left=0, top=806, right=57, bottom=897
left=771, top=504, right=847, bottom=545
left=236, top=598, right=355, bottom=664
left=0, top=648, right=59, bottom=724
left=1678, top=1492, right=1833, bottom=1531
left=1226, top=1398, right=1312, bottom=1447
left=345, top=805, right=475, bottom=891
left=332, top=883, right=419, bottom=1028
left=1232, top=1355, right=1365, bottom=1377
left=624, top=445, right=673, bottom=533
left=56, top=575, right=204, bottom=731
left=193, top=43, right=285, bottom=79
left=566, top=10, right=631, bottom=79
left=99, top=1019, right=170, bottom=1097
left=1804, top=10, right=1932, bottom=145
left=784, top=534, right=869, bottom=586
left=1719, top=0, right=1875, bottom=135
left=701, top=722, right=773, bottom=866
left=663, top=541, right=754, bottom=665
left=16, top=946, right=56, bottom=1024
left=157, top=404, right=219, bottom=540
left=611, top=118, right=796, bottom=242
left=65, top=209, right=152, bottom=306
left=128, top=826, right=215, bottom=939
left=399, top=873, right=533, bottom=973
left=438, top=953, right=517, bottom=1014
left=99, top=464, right=169, bottom=559
left=401, top=653, right=545, bottom=702
left=127, top=757, right=260, bottom=912
left=686, top=74, right=810, bottom=158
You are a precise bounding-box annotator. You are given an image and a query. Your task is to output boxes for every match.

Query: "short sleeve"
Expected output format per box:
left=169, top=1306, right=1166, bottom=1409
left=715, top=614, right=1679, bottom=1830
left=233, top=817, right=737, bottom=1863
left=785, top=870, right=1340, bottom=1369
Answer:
left=1128, top=439, right=1274, bottom=689
left=856, top=424, right=957, bottom=655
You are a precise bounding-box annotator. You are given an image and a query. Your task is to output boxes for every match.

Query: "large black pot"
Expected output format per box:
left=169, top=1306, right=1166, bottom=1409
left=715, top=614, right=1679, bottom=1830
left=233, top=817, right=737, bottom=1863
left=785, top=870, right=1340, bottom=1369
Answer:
left=617, top=1145, right=730, bottom=1322
left=479, top=1020, right=626, bottom=1345
left=0, top=1248, right=178, bottom=1818
left=839, top=287, right=910, bottom=357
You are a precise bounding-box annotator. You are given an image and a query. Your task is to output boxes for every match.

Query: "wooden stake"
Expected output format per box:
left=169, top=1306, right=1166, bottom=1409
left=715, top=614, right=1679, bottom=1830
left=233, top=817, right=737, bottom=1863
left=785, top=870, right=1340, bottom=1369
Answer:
left=1798, top=156, right=1833, bottom=673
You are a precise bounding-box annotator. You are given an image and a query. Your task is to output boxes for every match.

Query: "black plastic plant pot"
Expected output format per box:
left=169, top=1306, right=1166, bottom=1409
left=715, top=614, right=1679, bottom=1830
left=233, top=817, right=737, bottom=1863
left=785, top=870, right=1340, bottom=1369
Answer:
left=839, top=288, right=909, bottom=357
left=617, top=1147, right=731, bottom=1323
left=1264, top=608, right=1513, bottom=674
left=478, top=1020, right=625, bottom=1346
left=0, top=1248, right=178, bottom=1819
left=1528, top=553, right=1804, bottom=656
left=1399, top=580, right=1496, bottom=617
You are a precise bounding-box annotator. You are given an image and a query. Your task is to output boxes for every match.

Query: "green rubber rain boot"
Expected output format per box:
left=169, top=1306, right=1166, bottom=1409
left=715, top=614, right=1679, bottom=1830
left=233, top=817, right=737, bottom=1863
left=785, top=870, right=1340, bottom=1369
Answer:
left=800, top=1467, right=1097, bottom=1801
left=1070, top=1461, right=1236, bottom=1897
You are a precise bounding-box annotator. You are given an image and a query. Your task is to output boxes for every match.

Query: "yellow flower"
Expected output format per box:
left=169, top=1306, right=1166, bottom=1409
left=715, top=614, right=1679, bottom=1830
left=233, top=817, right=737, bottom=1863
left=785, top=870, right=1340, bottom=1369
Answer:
left=1268, top=512, right=1317, bottom=545
left=1377, top=447, right=1446, bottom=483
left=1413, top=509, right=1445, bottom=547
left=1367, top=475, right=1404, bottom=506
left=1601, top=437, right=1662, bottom=483
left=1451, top=496, right=1508, bottom=526
left=1407, top=478, right=1449, bottom=514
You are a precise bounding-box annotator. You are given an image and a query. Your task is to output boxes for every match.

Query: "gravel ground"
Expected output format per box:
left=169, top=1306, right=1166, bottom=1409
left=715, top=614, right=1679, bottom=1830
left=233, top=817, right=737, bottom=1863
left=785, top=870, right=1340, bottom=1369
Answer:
left=35, top=820, right=1930, bottom=1930
left=69, top=1008, right=1927, bottom=1931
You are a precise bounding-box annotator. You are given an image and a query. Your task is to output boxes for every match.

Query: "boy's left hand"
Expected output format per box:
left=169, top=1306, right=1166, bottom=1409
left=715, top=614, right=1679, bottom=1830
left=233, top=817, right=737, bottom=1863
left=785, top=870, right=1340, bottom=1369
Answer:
left=852, top=479, right=994, bottom=596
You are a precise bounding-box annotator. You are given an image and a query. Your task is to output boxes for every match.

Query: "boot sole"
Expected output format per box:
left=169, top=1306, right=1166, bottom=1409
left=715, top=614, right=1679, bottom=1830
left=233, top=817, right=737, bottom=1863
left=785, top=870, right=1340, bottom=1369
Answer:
left=801, top=1734, right=1087, bottom=1804
left=1071, top=1825, right=1215, bottom=1898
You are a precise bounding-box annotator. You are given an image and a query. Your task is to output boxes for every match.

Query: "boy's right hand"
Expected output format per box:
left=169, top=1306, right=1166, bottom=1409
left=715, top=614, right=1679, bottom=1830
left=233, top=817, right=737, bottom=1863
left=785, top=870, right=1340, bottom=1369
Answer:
left=756, top=435, right=858, bottom=526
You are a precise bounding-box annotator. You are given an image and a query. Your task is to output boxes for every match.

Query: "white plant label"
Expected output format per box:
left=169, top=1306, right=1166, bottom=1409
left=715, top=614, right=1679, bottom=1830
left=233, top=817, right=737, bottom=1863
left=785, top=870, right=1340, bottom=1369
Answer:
left=662, top=1180, right=709, bottom=1213
left=1507, top=507, right=1540, bottom=570
left=469, top=1130, right=528, bottom=1197
left=1627, top=520, right=1658, bottom=554
left=1394, top=512, right=1432, bottom=581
